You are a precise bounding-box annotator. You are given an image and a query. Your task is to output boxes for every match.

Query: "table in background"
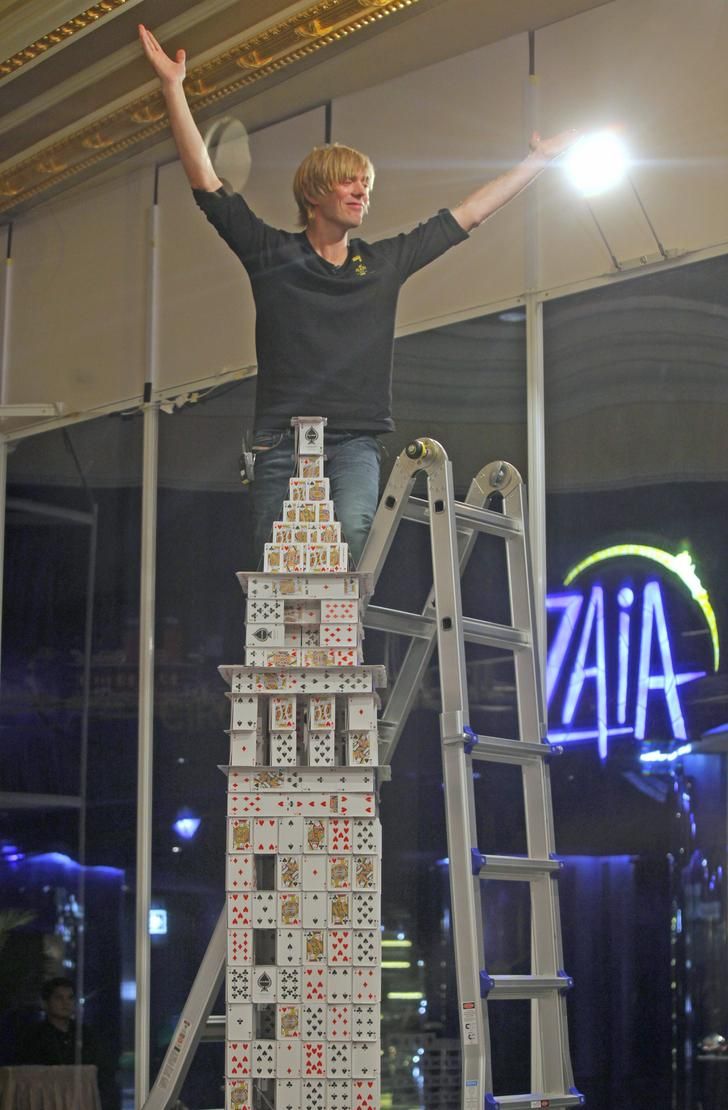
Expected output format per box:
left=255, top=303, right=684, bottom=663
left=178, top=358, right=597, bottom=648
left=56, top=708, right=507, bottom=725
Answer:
left=0, top=1065, right=101, bottom=1110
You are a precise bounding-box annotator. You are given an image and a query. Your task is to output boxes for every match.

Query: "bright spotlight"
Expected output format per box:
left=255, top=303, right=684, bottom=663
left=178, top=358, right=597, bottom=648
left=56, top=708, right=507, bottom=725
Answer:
left=563, top=131, right=628, bottom=196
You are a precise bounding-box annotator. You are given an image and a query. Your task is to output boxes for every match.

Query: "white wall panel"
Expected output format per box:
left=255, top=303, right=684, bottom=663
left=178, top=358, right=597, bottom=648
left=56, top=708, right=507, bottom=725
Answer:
left=6, top=167, right=152, bottom=413
left=156, top=107, right=326, bottom=394
left=332, top=34, right=531, bottom=327
left=537, top=0, right=728, bottom=290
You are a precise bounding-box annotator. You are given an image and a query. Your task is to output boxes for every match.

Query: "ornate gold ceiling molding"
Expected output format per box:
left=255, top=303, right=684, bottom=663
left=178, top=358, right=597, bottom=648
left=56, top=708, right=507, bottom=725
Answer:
left=0, top=0, right=421, bottom=215
left=0, top=1, right=133, bottom=78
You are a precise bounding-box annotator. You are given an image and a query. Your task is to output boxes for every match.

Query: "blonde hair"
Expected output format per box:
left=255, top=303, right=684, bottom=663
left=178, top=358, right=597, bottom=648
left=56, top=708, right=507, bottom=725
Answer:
left=293, top=143, right=375, bottom=226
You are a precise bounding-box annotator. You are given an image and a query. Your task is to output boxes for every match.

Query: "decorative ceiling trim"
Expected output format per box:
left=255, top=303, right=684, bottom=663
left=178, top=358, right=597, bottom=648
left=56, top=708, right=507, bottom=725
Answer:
left=0, top=0, right=421, bottom=215
left=0, top=0, right=133, bottom=79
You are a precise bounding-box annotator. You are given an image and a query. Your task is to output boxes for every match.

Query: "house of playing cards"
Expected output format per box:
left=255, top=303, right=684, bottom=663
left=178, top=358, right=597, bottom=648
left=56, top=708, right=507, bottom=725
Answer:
left=220, top=417, right=385, bottom=1110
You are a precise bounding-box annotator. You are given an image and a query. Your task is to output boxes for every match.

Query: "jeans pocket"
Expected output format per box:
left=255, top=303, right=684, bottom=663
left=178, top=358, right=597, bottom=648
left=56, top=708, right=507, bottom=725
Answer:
left=252, top=430, right=286, bottom=453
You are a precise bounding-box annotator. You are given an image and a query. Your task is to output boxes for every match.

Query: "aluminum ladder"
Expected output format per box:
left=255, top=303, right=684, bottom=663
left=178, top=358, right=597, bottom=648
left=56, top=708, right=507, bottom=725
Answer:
left=357, top=438, right=582, bottom=1110
left=140, top=438, right=580, bottom=1110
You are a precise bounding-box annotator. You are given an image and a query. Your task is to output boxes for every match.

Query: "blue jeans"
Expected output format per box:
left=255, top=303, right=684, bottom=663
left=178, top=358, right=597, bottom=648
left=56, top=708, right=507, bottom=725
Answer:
left=251, top=429, right=381, bottom=567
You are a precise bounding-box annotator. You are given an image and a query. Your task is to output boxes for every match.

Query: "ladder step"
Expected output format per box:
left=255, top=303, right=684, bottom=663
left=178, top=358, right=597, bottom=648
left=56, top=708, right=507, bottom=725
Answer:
left=473, top=852, right=562, bottom=881
left=363, top=604, right=436, bottom=638
left=483, top=974, right=573, bottom=1000
left=462, top=615, right=530, bottom=650
left=364, top=605, right=530, bottom=652
left=200, top=1013, right=225, bottom=1041
left=470, top=735, right=560, bottom=764
left=404, top=495, right=524, bottom=538
left=486, top=1093, right=585, bottom=1109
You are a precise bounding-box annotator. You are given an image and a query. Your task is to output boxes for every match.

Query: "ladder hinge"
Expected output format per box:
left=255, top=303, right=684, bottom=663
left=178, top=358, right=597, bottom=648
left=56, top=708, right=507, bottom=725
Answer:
left=479, top=969, right=495, bottom=998
left=463, top=725, right=477, bottom=754
left=471, top=847, right=485, bottom=875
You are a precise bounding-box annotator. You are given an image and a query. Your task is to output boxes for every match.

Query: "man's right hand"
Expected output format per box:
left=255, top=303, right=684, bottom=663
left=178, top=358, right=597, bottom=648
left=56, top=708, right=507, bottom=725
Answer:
left=138, top=24, right=186, bottom=86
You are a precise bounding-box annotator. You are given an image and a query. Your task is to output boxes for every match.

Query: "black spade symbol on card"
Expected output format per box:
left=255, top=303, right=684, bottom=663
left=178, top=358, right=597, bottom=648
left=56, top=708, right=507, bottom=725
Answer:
left=257, top=972, right=272, bottom=993
left=254, top=628, right=272, bottom=641
left=305, top=427, right=319, bottom=444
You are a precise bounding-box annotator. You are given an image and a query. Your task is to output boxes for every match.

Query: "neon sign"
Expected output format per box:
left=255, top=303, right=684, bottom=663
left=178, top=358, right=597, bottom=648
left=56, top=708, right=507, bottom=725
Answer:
left=546, top=545, right=718, bottom=759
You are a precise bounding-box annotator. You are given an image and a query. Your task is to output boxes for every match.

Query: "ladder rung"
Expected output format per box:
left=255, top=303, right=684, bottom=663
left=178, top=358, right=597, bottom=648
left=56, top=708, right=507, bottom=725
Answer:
left=363, top=604, right=435, bottom=639
left=474, top=853, right=562, bottom=881
left=486, top=1093, right=584, bottom=1109
left=484, top=974, right=573, bottom=1000
left=462, top=615, right=530, bottom=650
left=200, top=1014, right=225, bottom=1041
left=404, top=495, right=524, bottom=538
left=470, top=735, right=560, bottom=764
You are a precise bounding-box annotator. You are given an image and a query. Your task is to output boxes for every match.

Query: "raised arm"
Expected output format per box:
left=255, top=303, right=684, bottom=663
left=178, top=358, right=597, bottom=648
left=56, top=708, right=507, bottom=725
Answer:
left=451, top=130, right=578, bottom=232
left=138, top=24, right=222, bottom=192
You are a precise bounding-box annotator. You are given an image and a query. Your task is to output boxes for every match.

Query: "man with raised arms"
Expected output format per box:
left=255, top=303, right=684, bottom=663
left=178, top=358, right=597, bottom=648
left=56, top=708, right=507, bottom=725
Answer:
left=139, top=24, right=575, bottom=565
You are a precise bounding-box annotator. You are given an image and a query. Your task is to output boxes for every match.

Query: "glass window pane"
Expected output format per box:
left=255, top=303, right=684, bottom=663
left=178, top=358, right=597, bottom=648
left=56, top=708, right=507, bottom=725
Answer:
left=1, top=416, right=142, bottom=1110
left=545, top=254, right=728, bottom=1108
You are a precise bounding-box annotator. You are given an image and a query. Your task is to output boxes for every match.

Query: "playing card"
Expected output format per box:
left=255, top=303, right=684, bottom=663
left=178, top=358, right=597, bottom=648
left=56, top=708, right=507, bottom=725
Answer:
left=302, top=1003, right=326, bottom=1039
left=330, top=819, right=353, bottom=852
left=327, top=1079, right=352, bottom=1110
left=252, top=891, right=277, bottom=928
left=265, top=543, right=306, bottom=574
left=328, top=929, right=352, bottom=964
left=326, top=965, right=352, bottom=1003
left=302, top=1041, right=326, bottom=1077
left=353, top=856, right=378, bottom=891
left=229, top=734, right=258, bottom=766
left=225, top=1077, right=252, bottom=1110
left=353, top=930, right=379, bottom=965
left=229, top=695, right=260, bottom=731
left=269, top=695, right=297, bottom=731
left=253, top=818, right=279, bottom=853
left=326, top=1041, right=351, bottom=1078
left=352, top=966, right=380, bottom=1003
left=297, top=454, right=325, bottom=478
left=351, top=1042, right=380, bottom=1078
left=252, top=1040, right=277, bottom=1078
left=353, top=1078, right=380, bottom=1110
left=345, top=694, right=377, bottom=730
left=227, top=929, right=252, bottom=965
left=346, top=731, right=378, bottom=767
left=328, top=856, right=351, bottom=890
left=276, top=1004, right=301, bottom=1039
left=277, top=928, right=303, bottom=966
left=326, top=1004, right=352, bottom=1040
left=226, top=1002, right=254, bottom=1041
left=270, top=732, right=298, bottom=765
left=278, top=816, right=304, bottom=853
left=352, top=892, right=379, bottom=929
left=302, top=892, right=325, bottom=928
left=328, top=892, right=352, bottom=927
left=275, top=1077, right=302, bottom=1110
left=245, top=623, right=285, bottom=647
left=305, top=928, right=329, bottom=964
left=226, top=892, right=252, bottom=928
left=352, top=1005, right=379, bottom=1042
left=226, top=854, right=255, bottom=891
left=247, top=599, right=283, bottom=623
left=302, top=856, right=326, bottom=890
left=277, top=855, right=302, bottom=890
left=227, top=819, right=253, bottom=853
left=302, top=965, right=327, bottom=1001
left=320, top=624, right=358, bottom=647
left=301, top=1078, right=326, bottom=1110
left=276, top=1039, right=302, bottom=1079
left=303, top=818, right=327, bottom=852
left=226, top=966, right=251, bottom=1003
left=352, top=820, right=380, bottom=855
left=278, top=892, right=302, bottom=928
left=252, top=966, right=277, bottom=1003
left=278, top=966, right=301, bottom=1002
left=225, top=1041, right=251, bottom=1078
left=305, top=733, right=335, bottom=767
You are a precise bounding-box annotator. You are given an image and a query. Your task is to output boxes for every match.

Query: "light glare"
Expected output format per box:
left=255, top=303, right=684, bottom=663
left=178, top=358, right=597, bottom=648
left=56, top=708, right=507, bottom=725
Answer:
left=563, top=131, right=628, bottom=196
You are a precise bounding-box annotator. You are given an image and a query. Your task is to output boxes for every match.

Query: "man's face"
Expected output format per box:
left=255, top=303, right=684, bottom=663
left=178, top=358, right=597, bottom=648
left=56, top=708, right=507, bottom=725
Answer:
left=45, top=985, right=75, bottom=1023
left=311, top=174, right=370, bottom=230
